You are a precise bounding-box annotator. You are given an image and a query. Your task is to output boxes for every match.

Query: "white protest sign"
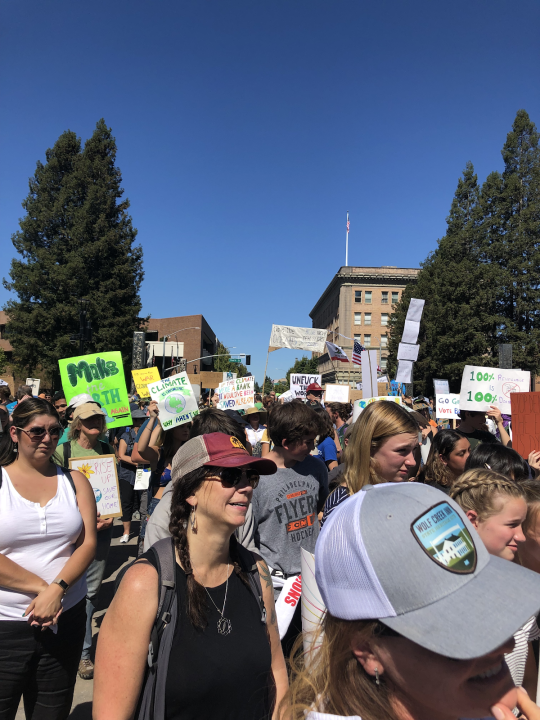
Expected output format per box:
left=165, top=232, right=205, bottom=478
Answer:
left=148, top=372, right=200, bottom=430
left=436, top=394, right=461, bottom=420
left=26, top=377, right=41, bottom=396
left=377, top=375, right=388, bottom=384
left=352, top=396, right=402, bottom=422
left=222, top=372, right=237, bottom=382
left=217, top=376, right=255, bottom=411
left=397, top=343, right=420, bottom=361
left=406, top=298, right=425, bottom=322
left=434, top=379, right=450, bottom=395
left=356, top=382, right=363, bottom=391
left=459, top=365, right=531, bottom=415
left=396, top=360, right=413, bottom=384
left=269, top=325, right=327, bottom=353
left=325, top=384, right=350, bottom=403
left=300, top=548, right=326, bottom=663
left=361, top=350, right=378, bottom=399
left=290, top=374, right=322, bottom=400
left=134, top=468, right=151, bottom=490
left=278, top=389, right=294, bottom=403
left=402, top=320, right=420, bottom=345
left=69, top=455, right=122, bottom=519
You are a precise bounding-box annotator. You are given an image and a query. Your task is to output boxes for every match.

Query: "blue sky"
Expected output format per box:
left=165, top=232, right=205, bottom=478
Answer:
left=1, top=0, right=539, bottom=384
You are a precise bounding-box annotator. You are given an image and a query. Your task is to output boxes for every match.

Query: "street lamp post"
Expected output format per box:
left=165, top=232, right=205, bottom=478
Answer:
left=159, top=327, right=200, bottom=376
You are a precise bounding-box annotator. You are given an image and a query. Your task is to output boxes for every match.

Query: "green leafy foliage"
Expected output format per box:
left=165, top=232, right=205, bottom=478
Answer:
left=3, top=119, right=144, bottom=385
left=285, top=356, right=319, bottom=385
left=0, top=347, right=7, bottom=376
left=213, top=341, right=248, bottom=378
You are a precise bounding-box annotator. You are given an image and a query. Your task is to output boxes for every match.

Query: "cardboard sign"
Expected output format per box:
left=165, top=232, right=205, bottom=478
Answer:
left=59, top=351, right=132, bottom=429
left=217, top=376, right=255, bottom=411
left=459, top=365, right=530, bottom=415
left=325, top=384, right=350, bottom=403
left=148, top=372, right=200, bottom=429
left=434, top=379, right=450, bottom=395
left=290, top=374, right=322, bottom=400
left=436, top=393, right=460, bottom=420
left=69, top=454, right=122, bottom=519
left=131, top=367, right=161, bottom=399
left=26, top=377, right=41, bottom=396
left=352, top=396, right=402, bottom=422
left=511, top=393, right=540, bottom=459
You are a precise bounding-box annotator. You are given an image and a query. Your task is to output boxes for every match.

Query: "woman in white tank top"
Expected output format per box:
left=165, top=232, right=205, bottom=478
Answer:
left=0, top=398, right=96, bottom=720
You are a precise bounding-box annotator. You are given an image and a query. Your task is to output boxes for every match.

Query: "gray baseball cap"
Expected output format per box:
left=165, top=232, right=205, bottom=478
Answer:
left=316, top=482, right=540, bottom=660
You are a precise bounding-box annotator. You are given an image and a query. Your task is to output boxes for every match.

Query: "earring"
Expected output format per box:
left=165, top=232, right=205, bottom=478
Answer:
left=375, top=667, right=380, bottom=686
left=190, top=508, right=197, bottom=533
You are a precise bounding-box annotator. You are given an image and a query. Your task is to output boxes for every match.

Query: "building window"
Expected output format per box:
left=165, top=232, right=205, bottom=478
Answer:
left=364, top=313, right=371, bottom=326
left=355, top=290, right=362, bottom=303
left=354, top=313, right=361, bottom=325
left=354, top=334, right=361, bottom=341
left=364, top=335, right=371, bottom=347
left=365, top=291, right=372, bottom=304
left=380, top=358, right=387, bottom=370
left=381, top=313, right=389, bottom=326
left=381, top=291, right=388, bottom=304
left=392, top=291, right=399, bottom=304
left=380, top=334, right=388, bottom=348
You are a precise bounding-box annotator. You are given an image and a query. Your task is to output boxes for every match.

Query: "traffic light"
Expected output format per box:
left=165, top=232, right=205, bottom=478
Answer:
left=245, top=355, right=251, bottom=365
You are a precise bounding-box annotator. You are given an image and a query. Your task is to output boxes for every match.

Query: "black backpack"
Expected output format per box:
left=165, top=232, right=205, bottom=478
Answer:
left=115, top=536, right=267, bottom=720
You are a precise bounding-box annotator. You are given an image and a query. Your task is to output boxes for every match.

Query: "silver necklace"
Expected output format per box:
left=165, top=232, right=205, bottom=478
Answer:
left=203, top=563, right=231, bottom=636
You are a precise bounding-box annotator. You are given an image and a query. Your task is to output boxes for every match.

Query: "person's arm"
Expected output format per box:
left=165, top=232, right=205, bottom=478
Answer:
left=117, top=438, right=137, bottom=467
left=254, top=555, right=288, bottom=717
left=487, top=406, right=511, bottom=447
left=94, top=561, right=158, bottom=720
left=24, top=470, right=97, bottom=625
left=137, top=410, right=162, bottom=466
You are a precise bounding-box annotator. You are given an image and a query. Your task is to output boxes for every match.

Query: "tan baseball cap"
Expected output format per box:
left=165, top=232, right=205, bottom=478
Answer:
left=72, top=403, right=106, bottom=421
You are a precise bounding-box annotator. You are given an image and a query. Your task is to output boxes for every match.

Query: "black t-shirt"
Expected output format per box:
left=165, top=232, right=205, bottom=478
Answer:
left=456, top=428, right=500, bottom=451
left=142, top=550, right=273, bottom=720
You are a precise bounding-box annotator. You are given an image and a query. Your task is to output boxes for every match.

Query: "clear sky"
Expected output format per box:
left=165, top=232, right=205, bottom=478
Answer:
left=1, top=0, right=539, bottom=384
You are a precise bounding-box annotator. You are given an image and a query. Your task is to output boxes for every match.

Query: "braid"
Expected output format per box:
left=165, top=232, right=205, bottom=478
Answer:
left=449, top=469, right=525, bottom=522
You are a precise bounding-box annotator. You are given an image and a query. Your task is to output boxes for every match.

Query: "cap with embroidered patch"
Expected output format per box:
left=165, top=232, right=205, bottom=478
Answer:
left=316, top=482, right=540, bottom=659
left=171, top=432, right=277, bottom=482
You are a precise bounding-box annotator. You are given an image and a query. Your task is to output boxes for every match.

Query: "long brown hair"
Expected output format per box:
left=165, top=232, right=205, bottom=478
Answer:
left=281, top=614, right=397, bottom=720
left=419, top=429, right=467, bottom=488
left=0, top=398, right=60, bottom=466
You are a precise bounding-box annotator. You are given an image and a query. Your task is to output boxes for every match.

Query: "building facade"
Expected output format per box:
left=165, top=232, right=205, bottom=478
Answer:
left=309, top=266, right=419, bottom=385
left=144, top=314, right=217, bottom=375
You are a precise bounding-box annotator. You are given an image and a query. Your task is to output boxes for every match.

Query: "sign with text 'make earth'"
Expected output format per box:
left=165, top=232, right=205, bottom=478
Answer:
left=217, top=376, right=255, bottom=411
left=59, top=351, right=132, bottom=429
left=459, top=365, right=530, bottom=416
left=148, top=372, right=199, bottom=429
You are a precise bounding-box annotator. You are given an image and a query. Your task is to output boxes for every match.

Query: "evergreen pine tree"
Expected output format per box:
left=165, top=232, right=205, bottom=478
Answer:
left=3, top=120, right=144, bottom=384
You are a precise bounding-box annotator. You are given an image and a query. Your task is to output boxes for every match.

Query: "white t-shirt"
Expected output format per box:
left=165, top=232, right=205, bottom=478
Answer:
left=245, top=425, right=266, bottom=457
left=0, top=466, right=86, bottom=620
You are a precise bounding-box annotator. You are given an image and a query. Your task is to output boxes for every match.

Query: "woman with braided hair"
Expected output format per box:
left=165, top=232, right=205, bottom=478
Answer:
left=94, top=432, right=288, bottom=720
left=450, top=469, right=539, bottom=694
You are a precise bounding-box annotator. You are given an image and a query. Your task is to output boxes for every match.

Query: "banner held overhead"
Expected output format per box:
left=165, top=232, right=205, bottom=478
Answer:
left=269, top=325, right=327, bottom=353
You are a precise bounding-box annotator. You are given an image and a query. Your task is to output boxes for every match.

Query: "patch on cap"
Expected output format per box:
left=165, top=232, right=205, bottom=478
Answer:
left=230, top=436, right=245, bottom=450
left=411, top=502, right=477, bottom=574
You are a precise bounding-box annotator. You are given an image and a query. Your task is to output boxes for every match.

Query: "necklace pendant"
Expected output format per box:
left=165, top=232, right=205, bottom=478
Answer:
left=217, top=617, right=232, bottom=636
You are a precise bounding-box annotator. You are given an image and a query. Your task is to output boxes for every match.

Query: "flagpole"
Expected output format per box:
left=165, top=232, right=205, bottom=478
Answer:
left=345, top=211, right=349, bottom=267
left=262, top=347, right=271, bottom=396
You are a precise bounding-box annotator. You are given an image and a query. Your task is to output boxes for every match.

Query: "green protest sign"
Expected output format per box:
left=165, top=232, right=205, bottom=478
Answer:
left=59, top=351, right=132, bottom=429
left=148, top=372, right=199, bottom=429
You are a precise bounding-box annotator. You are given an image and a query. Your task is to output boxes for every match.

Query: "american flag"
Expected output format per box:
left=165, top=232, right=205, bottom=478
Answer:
left=346, top=218, right=350, bottom=233
left=352, top=339, right=365, bottom=365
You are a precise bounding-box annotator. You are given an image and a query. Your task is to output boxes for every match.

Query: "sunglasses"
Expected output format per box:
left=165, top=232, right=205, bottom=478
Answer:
left=15, top=425, right=63, bottom=440
left=205, top=466, right=260, bottom=489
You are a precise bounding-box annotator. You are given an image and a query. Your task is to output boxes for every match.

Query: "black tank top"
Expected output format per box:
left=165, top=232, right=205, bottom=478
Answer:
left=142, top=550, right=273, bottom=720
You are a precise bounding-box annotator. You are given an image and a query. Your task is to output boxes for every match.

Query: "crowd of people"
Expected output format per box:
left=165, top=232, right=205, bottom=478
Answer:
left=1, top=377, right=540, bottom=720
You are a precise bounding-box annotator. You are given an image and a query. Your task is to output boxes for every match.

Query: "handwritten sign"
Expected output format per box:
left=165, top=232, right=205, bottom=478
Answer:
left=436, top=393, right=460, bottom=420
left=217, top=376, right=255, bottom=411
left=59, top=351, right=132, bottom=429
left=148, top=372, right=199, bottom=429
left=69, top=454, right=122, bottom=519
left=459, top=365, right=530, bottom=415
left=511, top=393, right=540, bottom=459
left=269, top=325, right=327, bottom=353
left=290, top=374, right=322, bottom=400
left=352, top=396, right=402, bottom=422
left=26, top=377, right=41, bottom=396
left=434, top=379, right=450, bottom=395
left=131, top=367, right=161, bottom=398
left=325, top=384, right=350, bottom=403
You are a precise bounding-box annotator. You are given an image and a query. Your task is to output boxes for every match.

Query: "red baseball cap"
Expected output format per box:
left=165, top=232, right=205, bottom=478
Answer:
left=306, top=383, right=323, bottom=393
left=172, top=432, right=277, bottom=481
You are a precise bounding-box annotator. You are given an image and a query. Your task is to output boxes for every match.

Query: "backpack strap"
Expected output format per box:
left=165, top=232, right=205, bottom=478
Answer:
left=234, top=539, right=267, bottom=624
left=60, top=468, right=77, bottom=496
left=147, top=537, right=177, bottom=668
left=63, top=441, right=71, bottom=466
left=99, top=439, right=110, bottom=455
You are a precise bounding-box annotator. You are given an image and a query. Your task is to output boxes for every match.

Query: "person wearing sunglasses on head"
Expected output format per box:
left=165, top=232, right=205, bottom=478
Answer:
left=0, top=398, right=96, bottom=719
left=94, top=432, right=288, bottom=720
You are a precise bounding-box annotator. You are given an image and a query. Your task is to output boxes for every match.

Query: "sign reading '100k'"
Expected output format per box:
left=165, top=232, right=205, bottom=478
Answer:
left=459, top=365, right=530, bottom=415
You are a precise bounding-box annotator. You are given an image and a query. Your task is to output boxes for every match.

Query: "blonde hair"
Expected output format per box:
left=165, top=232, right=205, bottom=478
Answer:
left=449, top=469, right=525, bottom=522
left=519, top=479, right=540, bottom=535
left=343, top=402, right=418, bottom=494
left=67, top=414, right=106, bottom=441
left=280, top=614, right=397, bottom=720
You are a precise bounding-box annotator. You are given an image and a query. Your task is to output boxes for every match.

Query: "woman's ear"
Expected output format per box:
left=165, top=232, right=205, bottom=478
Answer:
left=9, top=425, right=19, bottom=444
left=466, top=509, right=479, bottom=527
left=186, top=495, right=197, bottom=509
left=350, top=633, right=385, bottom=680
left=439, top=453, right=448, bottom=467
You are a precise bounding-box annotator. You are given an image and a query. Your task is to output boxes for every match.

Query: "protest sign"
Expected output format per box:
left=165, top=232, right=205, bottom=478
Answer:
left=26, top=377, right=41, bottom=396
left=59, top=351, right=131, bottom=429
left=290, top=374, right=322, bottom=400
left=325, top=384, right=349, bottom=403
left=459, top=365, right=530, bottom=415
left=352, top=396, right=402, bottom=422
left=217, top=376, right=255, bottom=411
left=436, top=393, right=460, bottom=420
left=131, top=367, right=161, bottom=399
left=69, top=455, right=122, bottom=519
left=511, top=393, right=540, bottom=460
left=402, top=321, right=420, bottom=345
left=148, top=372, right=199, bottom=429
left=434, top=379, right=450, bottom=395
left=377, top=375, right=389, bottom=384
left=397, top=343, right=420, bottom=361
left=406, top=298, right=425, bottom=323
left=361, top=350, right=378, bottom=399
left=269, top=325, right=327, bottom=353
left=222, top=372, right=237, bottom=382
left=396, top=360, right=413, bottom=384
left=278, top=389, right=294, bottom=403
left=300, top=548, right=326, bottom=662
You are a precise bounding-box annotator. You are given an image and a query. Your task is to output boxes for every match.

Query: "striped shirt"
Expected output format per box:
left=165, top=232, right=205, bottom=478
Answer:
left=320, top=485, right=350, bottom=527
left=505, top=616, right=540, bottom=688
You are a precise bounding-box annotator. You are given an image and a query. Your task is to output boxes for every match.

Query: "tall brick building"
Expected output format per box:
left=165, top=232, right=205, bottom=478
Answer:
left=145, top=314, right=217, bottom=374
left=310, top=266, right=419, bottom=384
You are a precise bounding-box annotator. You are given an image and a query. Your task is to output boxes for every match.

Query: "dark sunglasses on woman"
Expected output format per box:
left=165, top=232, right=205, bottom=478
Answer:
left=206, top=466, right=260, bottom=489
left=15, top=425, right=63, bottom=440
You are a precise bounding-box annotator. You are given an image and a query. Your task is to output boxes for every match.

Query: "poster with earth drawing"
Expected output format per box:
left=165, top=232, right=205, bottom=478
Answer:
left=148, top=372, right=199, bottom=430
